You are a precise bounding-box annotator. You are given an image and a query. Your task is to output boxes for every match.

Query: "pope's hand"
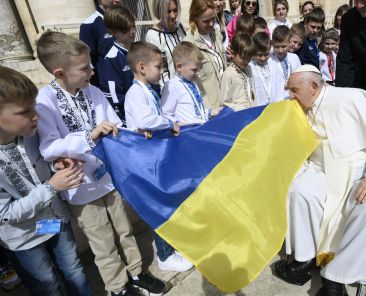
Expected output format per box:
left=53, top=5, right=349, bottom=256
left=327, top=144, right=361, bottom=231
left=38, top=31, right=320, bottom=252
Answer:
left=355, top=178, right=366, bottom=203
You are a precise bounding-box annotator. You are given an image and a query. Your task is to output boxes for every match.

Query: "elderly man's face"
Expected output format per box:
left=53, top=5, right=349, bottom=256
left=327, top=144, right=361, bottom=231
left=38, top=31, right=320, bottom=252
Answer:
left=286, top=73, right=319, bottom=110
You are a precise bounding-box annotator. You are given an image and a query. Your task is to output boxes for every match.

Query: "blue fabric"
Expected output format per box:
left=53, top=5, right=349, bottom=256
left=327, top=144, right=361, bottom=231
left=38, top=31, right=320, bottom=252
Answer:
left=6, top=224, right=91, bottom=296
left=279, top=56, right=289, bottom=80
left=93, top=106, right=265, bottom=229
left=180, top=77, right=205, bottom=117
left=146, top=83, right=163, bottom=115
left=154, top=233, right=174, bottom=261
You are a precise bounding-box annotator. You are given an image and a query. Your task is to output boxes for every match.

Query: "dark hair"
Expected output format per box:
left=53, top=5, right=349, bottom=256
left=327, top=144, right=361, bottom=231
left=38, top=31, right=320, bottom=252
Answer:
left=104, top=6, right=135, bottom=34
left=127, top=41, right=161, bottom=73
left=319, top=29, right=339, bottom=51
left=253, top=31, right=271, bottom=52
left=333, top=4, right=351, bottom=29
left=272, top=25, right=290, bottom=43
left=236, top=14, right=255, bottom=36
left=0, top=66, right=38, bottom=106
left=241, top=0, right=260, bottom=16
left=301, top=1, right=315, bottom=15
left=254, top=17, right=267, bottom=30
left=231, top=33, right=256, bottom=58
left=304, top=7, right=325, bottom=24
left=289, top=23, right=306, bottom=40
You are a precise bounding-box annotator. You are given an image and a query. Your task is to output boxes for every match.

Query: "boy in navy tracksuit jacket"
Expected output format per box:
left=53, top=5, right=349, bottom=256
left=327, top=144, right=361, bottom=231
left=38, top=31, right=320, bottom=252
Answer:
left=79, top=1, right=120, bottom=86
left=296, top=8, right=325, bottom=69
left=98, top=6, right=136, bottom=122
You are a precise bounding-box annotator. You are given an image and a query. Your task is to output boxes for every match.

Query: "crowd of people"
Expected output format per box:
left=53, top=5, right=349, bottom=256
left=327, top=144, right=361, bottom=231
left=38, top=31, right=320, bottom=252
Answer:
left=0, top=0, right=365, bottom=295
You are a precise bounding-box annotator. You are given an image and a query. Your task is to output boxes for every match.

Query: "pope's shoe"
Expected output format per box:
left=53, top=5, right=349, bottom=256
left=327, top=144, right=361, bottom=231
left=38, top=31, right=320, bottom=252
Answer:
left=273, top=258, right=316, bottom=286
left=316, top=278, right=348, bottom=296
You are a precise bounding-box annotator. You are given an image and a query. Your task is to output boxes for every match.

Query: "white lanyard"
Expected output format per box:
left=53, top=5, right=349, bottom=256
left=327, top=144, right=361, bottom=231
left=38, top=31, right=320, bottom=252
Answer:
left=200, top=34, right=224, bottom=75
left=63, top=89, right=93, bottom=131
left=179, top=78, right=207, bottom=121
left=133, top=80, right=162, bottom=115
left=255, top=62, right=271, bottom=102
left=0, top=137, right=41, bottom=186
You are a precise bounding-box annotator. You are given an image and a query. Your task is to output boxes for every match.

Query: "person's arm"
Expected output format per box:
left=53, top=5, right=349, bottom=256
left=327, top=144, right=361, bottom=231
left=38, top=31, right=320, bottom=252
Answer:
left=335, top=12, right=356, bottom=87
left=161, top=81, right=178, bottom=123
left=0, top=166, right=83, bottom=224
left=125, top=87, right=172, bottom=131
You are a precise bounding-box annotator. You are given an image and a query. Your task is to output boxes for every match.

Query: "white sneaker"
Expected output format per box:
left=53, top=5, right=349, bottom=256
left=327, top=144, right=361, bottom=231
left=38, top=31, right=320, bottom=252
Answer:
left=157, top=253, right=194, bottom=272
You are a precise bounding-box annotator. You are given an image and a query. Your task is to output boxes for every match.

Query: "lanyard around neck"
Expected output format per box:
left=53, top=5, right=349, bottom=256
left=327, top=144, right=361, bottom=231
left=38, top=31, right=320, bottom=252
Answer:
left=133, top=80, right=162, bottom=115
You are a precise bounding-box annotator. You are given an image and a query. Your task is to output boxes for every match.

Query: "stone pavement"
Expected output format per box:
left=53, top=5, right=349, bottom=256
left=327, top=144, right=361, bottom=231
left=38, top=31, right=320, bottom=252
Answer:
left=1, top=227, right=360, bottom=296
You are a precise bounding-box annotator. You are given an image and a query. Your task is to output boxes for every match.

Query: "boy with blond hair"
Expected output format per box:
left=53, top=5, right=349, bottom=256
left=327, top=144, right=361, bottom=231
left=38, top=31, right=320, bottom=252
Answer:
left=221, top=34, right=257, bottom=111
left=125, top=41, right=193, bottom=272
left=0, top=66, right=91, bottom=296
left=161, top=41, right=220, bottom=124
left=35, top=32, right=167, bottom=296
left=98, top=6, right=136, bottom=121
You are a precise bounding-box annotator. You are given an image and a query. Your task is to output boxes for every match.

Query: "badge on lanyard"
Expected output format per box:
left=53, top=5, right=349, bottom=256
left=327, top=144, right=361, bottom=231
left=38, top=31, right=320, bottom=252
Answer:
left=36, top=219, right=63, bottom=235
left=94, top=163, right=107, bottom=181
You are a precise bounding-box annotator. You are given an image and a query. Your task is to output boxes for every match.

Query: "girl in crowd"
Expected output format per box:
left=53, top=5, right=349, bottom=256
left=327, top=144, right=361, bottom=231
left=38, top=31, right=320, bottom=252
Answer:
left=319, top=29, right=339, bottom=85
left=224, top=0, right=241, bottom=24
left=145, top=0, right=186, bottom=85
left=184, top=0, right=226, bottom=109
left=332, top=4, right=351, bottom=35
left=226, top=0, right=259, bottom=41
left=268, top=0, right=293, bottom=37
left=214, top=0, right=229, bottom=48
left=299, top=1, right=314, bottom=26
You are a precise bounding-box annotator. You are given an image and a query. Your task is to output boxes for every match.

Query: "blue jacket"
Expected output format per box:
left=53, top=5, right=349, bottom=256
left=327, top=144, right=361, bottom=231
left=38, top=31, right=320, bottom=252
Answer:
left=296, top=37, right=320, bottom=69
left=80, top=7, right=115, bottom=86
left=98, top=43, right=134, bottom=121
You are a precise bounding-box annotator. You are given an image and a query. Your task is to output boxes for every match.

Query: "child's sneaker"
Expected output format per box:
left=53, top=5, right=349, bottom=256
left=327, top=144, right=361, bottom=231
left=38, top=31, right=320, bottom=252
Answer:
left=157, top=253, right=194, bottom=272
left=0, top=266, right=21, bottom=291
left=130, top=272, right=167, bottom=296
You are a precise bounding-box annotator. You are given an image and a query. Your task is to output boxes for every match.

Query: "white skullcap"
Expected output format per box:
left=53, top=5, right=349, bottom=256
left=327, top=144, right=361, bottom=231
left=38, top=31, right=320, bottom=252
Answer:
left=292, top=64, right=321, bottom=75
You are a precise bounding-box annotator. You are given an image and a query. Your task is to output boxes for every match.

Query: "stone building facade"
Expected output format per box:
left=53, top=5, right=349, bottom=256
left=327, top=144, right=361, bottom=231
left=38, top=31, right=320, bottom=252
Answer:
left=0, top=0, right=353, bottom=87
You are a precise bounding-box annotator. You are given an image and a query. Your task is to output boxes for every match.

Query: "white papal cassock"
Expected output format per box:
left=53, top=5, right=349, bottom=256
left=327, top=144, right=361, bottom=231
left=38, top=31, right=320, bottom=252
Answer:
left=285, top=84, right=366, bottom=284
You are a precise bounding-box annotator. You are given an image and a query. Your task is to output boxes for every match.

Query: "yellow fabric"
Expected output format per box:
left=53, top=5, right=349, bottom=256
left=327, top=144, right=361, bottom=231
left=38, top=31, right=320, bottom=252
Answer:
left=156, top=100, right=317, bottom=292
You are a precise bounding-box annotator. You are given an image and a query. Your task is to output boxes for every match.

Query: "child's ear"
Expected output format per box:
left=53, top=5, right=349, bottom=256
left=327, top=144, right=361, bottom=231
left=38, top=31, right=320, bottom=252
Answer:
left=176, top=63, right=183, bottom=71
left=138, top=62, right=145, bottom=74
left=53, top=68, right=65, bottom=79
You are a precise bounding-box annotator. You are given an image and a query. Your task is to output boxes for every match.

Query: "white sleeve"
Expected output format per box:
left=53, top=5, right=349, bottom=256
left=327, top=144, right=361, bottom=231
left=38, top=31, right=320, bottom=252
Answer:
left=161, top=81, right=178, bottom=122
left=36, top=102, right=95, bottom=162
left=145, top=30, right=164, bottom=51
left=94, top=87, right=123, bottom=127
left=125, top=87, right=172, bottom=131
left=0, top=184, right=54, bottom=224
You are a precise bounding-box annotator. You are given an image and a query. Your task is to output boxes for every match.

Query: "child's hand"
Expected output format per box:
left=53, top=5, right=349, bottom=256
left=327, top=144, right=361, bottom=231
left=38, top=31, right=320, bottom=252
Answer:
left=53, top=157, right=84, bottom=170
left=48, top=166, right=85, bottom=191
left=91, top=121, right=119, bottom=141
left=211, top=107, right=223, bottom=117
left=137, top=129, right=153, bottom=139
left=171, top=123, right=180, bottom=136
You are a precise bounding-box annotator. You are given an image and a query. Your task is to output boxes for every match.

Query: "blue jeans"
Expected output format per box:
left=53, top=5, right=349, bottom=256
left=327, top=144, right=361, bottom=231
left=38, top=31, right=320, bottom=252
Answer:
left=6, top=223, right=92, bottom=296
left=154, top=233, right=174, bottom=261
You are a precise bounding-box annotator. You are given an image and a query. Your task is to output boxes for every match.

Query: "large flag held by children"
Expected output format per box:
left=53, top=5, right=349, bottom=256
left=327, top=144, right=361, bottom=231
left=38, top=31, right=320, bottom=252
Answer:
left=93, top=100, right=316, bottom=292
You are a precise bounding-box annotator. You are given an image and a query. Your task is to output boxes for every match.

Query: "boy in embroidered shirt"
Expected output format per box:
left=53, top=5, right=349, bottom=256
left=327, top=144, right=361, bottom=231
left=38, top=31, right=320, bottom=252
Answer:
left=221, top=34, right=256, bottom=111
left=98, top=6, right=136, bottom=122
left=161, top=41, right=221, bottom=124
left=296, top=7, right=325, bottom=69
left=125, top=41, right=193, bottom=273
left=80, top=0, right=121, bottom=87
left=319, top=29, right=339, bottom=85
left=270, top=25, right=301, bottom=99
left=250, top=32, right=285, bottom=105
left=35, top=32, right=167, bottom=296
left=125, top=41, right=180, bottom=137
left=0, top=66, right=91, bottom=296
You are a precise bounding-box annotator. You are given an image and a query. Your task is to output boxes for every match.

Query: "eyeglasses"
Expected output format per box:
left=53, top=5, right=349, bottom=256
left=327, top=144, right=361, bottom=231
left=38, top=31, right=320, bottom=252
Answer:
left=245, top=1, right=257, bottom=7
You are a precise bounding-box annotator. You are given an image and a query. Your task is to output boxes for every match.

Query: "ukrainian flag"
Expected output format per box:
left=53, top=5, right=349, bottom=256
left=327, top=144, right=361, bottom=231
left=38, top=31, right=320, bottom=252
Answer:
left=93, top=100, right=316, bottom=292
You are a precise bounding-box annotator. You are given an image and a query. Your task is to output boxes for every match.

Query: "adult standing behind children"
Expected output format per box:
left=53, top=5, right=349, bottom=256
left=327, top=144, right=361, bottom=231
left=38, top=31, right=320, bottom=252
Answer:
left=268, top=0, right=293, bottom=37
left=35, top=32, right=167, bottom=296
left=98, top=6, right=136, bottom=122
left=0, top=66, right=91, bottom=296
left=336, top=0, right=366, bottom=90
left=184, top=0, right=227, bottom=110
left=145, top=0, right=186, bottom=86
left=80, top=0, right=121, bottom=87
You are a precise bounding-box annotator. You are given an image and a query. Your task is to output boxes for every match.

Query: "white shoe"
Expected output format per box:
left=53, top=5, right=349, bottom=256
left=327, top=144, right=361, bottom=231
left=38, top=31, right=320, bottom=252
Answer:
left=157, top=253, right=194, bottom=272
